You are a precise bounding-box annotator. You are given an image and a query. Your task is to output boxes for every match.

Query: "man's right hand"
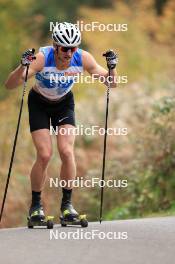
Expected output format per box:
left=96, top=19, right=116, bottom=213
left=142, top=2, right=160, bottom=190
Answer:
left=21, top=48, right=36, bottom=66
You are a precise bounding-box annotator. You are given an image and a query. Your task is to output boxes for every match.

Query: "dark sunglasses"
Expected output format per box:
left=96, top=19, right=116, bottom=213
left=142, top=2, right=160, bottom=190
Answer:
left=60, top=46, right=77, bottom=52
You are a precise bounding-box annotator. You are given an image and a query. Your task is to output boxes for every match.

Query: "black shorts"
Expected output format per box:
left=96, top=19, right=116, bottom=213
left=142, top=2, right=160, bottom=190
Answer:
left=28, top=89, right=75, bottom=132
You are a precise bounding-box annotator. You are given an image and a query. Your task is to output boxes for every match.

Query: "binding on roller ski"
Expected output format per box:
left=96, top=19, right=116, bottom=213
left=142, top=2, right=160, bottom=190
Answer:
left=1, top=22, right=118, bottom=228
left=27, top=205, right=54, bottom=229
left=60, top=201, right=88, bottom=228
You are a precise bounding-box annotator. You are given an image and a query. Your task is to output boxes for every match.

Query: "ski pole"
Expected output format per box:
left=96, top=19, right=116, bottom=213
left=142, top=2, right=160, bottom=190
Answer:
left=0, top=51, right=33, bottom=222
left=99, top=50, right=118, bottom=224
left=99, top=55, right=111, bottom=224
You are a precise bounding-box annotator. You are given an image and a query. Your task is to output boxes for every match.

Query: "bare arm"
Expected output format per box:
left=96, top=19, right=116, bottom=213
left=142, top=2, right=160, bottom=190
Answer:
left=5, top=52, right=45, bottom=89
left=82, top=50, right=117, bottom=88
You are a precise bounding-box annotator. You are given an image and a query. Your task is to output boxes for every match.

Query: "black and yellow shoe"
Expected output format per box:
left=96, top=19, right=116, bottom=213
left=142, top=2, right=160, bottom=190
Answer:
left=29, top=205, right=45, bottom=222
left=27, top=205, right=54, bottom=229
left=61, top=202, right=79, bottom=221
left=60, top=202, right=88, bottom=227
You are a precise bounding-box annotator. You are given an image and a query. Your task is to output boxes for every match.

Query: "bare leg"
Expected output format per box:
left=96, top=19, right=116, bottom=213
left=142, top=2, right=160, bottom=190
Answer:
left=57, top=125, right=76, bottom=189
left=30, top=129, right=52, bottom=192
left=57, top=125, right=78, bottom=217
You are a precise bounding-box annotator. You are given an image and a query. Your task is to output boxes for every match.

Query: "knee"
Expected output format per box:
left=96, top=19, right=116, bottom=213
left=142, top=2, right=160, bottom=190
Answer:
left=37, top=150, right=52, bottom=167
left=59, top=147, right=74, bottom=162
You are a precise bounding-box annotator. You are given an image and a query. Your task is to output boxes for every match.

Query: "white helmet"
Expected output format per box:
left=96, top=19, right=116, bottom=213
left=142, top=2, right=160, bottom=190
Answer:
left=52, top=22, right=81, bottom=47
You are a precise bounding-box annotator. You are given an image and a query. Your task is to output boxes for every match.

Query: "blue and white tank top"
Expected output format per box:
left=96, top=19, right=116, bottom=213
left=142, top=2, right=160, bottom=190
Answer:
left=35, top=46, right=83, bottom=100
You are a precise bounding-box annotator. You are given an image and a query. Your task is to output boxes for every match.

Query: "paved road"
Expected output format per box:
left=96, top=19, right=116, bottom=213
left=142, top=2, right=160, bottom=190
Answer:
left=0, top=216, right=174, bottom=264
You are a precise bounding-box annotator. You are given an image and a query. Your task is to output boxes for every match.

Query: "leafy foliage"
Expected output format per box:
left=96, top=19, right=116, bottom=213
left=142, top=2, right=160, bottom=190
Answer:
left=0, top=0, right=175, bottom=226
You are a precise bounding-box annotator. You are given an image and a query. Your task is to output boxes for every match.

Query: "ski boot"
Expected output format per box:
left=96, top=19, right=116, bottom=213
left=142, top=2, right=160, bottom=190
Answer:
left=60, top=202, right=88, bottom=228
left=27, top=205, right=54, bottom=229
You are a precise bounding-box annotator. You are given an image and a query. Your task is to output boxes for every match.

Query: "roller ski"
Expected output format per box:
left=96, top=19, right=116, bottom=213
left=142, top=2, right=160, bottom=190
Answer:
left=27, top=205, right=54, bottom=229
left=60, top=202, right=88, bottom=228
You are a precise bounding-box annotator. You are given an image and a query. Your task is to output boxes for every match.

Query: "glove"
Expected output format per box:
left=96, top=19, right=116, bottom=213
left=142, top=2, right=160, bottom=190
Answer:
left=103, top=50, right=118, bottom=70
left=21, top=48, right=36, bottom=66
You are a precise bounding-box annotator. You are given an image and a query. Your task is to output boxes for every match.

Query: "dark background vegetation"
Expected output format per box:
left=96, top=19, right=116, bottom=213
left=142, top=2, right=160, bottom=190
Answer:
left=0, top=0, right=175, bottom=227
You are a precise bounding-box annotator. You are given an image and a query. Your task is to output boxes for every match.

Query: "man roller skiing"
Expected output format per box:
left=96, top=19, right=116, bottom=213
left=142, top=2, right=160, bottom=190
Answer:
left=5, top=22, right=117, bottom=223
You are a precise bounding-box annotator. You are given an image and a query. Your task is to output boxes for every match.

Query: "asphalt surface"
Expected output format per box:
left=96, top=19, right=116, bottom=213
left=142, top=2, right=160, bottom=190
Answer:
left=0, top=216, right=174, bottom=264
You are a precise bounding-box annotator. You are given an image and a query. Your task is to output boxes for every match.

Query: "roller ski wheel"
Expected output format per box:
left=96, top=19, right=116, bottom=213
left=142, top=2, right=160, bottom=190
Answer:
left=60, top=214, right=88, bottom=228
left=80, top=215, right=88, bottom=228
